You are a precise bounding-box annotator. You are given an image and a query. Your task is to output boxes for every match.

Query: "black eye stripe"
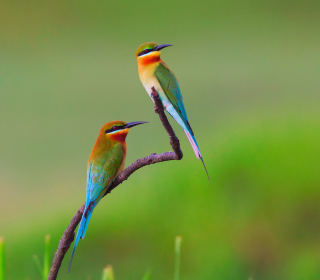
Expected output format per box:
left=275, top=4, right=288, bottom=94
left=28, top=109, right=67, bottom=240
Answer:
left=105, top=125, right=124, bottom=134
left=138, top=48, right=153, bottom=57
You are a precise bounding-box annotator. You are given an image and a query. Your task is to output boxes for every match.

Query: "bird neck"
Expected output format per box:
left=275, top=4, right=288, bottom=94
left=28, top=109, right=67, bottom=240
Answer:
left=89, top=135, right=111, bottom=162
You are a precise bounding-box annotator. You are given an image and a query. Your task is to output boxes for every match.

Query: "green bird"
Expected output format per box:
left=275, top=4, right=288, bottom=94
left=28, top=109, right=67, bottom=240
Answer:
left=68, top=120, right=147, bottom=273
left=136, top=42, right=209, bottom=179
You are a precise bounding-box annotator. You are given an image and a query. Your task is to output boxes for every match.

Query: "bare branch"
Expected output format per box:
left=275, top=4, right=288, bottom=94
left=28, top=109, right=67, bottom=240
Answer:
left=48, top=87, right=183, bottom=280
left=150, top=87, right=183, bottom=160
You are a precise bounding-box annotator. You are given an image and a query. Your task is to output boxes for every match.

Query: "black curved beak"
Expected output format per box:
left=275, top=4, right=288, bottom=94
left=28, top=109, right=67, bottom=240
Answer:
left=153, top=44, right=173, bottom=51
left=123, top=121, right=148, bottom=129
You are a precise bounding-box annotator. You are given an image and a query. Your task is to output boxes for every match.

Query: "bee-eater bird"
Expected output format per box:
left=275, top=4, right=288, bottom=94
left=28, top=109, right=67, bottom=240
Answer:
left=68, top=120, right=147, bottom=273
left=136, top=42, right=209, bottom=179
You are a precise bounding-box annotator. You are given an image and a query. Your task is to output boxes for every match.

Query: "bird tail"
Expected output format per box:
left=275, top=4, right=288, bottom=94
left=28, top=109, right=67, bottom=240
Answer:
left=80, top=205, right=93, bottom=239
left=67, top=203, right=94, bottom=273
left=184, top=130, right=210, bottom=181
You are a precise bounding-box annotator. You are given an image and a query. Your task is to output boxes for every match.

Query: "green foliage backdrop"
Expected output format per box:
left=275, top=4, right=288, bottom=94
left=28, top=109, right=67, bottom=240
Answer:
left=1, top=0, right=319, bottom=279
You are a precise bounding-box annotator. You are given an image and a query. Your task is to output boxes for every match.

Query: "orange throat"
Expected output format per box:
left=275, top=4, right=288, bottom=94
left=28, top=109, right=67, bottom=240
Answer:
left=138, top=51, right=161, bottom=68
left=109, top=129, right=129, bottom=144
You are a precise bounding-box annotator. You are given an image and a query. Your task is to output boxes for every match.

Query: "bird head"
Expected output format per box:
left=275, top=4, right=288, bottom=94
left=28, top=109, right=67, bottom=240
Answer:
left=136, top=42, right=173, bottom=63
left=101, top=120, right=147, bottom=143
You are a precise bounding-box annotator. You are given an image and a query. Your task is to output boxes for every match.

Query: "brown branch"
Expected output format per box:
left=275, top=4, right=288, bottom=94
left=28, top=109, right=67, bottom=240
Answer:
left=150, top=87, right=183, bottom=160
left=48, top=87, right=183, bottom=280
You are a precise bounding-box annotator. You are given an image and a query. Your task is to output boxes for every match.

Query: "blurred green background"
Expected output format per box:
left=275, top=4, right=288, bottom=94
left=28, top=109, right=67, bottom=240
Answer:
left=1, top=0, right=320, bottom=279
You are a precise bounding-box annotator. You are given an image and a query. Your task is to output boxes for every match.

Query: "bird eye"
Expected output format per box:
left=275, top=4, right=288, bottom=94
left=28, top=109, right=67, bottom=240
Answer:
left=138, top=48, right=152, bottom=56
left=105, top=125, right=121, bottom=134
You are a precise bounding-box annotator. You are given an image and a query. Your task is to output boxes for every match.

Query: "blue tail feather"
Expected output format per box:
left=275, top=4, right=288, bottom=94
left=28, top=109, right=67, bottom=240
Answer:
left=67, top=205, right=93, bottom=273
left=165, top=104, right=210, bottom=180
left=184, top=130, right=210, bottom=181
left=80, top=207, right=93, bottom=239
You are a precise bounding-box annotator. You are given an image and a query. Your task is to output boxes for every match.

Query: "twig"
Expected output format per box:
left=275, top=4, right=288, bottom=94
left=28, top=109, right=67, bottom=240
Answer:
left=48, top=87, right=183, bottom=280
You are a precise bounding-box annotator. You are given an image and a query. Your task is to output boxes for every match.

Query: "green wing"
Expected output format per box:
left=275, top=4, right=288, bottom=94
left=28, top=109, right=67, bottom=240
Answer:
left=155, top=62, right=193, bottom=133
left=87, top=143, right=124, bottom=203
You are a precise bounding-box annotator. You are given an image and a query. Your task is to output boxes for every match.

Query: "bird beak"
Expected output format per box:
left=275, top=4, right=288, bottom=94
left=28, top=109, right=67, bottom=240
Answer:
left=124, top=121, right=148, bottom=129
left=153, top=44, right=173, bottom=51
